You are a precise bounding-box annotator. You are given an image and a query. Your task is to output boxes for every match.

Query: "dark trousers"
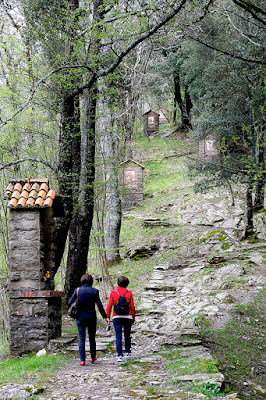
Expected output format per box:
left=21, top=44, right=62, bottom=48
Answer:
left=77, top=317, right=96, bottom=361
left=113, top=318, right=132, bottom=357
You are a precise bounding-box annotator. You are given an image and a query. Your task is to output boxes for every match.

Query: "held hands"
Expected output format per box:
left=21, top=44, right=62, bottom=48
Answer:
left=105, top=317, right=135, bottom=324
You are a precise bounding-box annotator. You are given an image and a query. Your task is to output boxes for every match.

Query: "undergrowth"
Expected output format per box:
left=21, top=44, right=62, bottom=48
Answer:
left=202, top=289, right=266, bottom=400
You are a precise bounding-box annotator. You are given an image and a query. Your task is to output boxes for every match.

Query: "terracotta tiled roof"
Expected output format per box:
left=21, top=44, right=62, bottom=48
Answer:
left=3, top=179, right=56, bottom=209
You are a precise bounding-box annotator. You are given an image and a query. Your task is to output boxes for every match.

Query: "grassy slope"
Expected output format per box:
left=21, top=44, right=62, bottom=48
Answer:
left=98, top=134, right=198, bottom=300
left=0, top=353, right=68, bottom=385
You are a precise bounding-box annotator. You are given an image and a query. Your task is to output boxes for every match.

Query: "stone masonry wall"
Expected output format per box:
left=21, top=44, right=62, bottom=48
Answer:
left=9, top=210, right=41, bottom=290
left=9, top=298, right=48, bottom=354
left=9, top=295, right=62, bottom=355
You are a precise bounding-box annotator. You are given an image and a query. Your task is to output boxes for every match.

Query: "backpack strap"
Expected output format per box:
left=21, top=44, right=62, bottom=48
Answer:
left=115, top=289, right=128, bottom=297
left=76, top=287, right=80, bottom=298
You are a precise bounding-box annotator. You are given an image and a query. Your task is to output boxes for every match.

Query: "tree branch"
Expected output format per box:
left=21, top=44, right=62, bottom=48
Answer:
left=232, top=0, right=266, bottom=25
left=0, top=64, right=93, bottom=130
left=185, top=154, right=248, bottom=174
left=76, top=0, right=189, bottom=95
left=225, top=13, right=264, bottom=47
left=190, top=36, right=266, bottom=65
left=0, top=158, right=57, bottom=172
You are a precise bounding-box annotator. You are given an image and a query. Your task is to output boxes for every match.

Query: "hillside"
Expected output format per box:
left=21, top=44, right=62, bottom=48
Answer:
left=0, top=132, right=265, bottom=400
left=115, top=133, right=265, bottom=302
left=105, top=132, right=266, bottom=399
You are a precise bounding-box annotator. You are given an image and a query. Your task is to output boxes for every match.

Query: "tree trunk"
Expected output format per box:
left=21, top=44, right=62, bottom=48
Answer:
left=245, top=179, right=254, bottom=237
left=173, top=74, right=180, bottom=126
left=254, top=177, right=265, bottom=211
left=254, top=124, right=265, bottom=210
left=124, top=89, right=133, bottom=160
left=64, top=84, right=97, bottom=301
left=64, top=0, right=102, bottom=300
left=98, top=87, right=122, bottom=265
left=53, top=0, right=80, bottom=276
left=184, top=85, right=193, bottom=129
left=173, top=73, right=192, bottom=130
left=53, top=93, right=75, bottom=275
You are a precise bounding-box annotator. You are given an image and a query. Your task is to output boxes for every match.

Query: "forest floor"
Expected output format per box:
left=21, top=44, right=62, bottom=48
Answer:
left=0, top=131, right=265, bottom=400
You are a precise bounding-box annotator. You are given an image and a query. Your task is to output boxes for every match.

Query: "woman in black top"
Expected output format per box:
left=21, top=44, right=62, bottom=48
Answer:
left=68, top=273, right=108, bottom=365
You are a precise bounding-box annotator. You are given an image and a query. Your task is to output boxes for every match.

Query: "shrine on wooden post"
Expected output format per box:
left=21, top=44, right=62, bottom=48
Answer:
left=142, top=109, right=160, bottom=137
left=199, top=136, right=219, bottom=159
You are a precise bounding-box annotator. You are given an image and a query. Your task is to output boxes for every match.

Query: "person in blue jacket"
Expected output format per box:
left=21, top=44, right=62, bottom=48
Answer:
left=68, top=273, right=108, bottom=366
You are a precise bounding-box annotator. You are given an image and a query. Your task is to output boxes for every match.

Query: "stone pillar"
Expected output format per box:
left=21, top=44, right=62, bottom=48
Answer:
left=8, top=209, right=62, bottom=355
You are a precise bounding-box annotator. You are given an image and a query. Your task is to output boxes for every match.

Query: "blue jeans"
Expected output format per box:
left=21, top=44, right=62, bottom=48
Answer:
left=77, top=318, right=96, bottom=361
left=113, top=318, right=132, bottom=357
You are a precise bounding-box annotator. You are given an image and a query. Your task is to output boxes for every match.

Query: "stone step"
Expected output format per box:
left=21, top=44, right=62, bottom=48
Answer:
left=174, top=372, right=224, bottom=386
left=145, top=283, right=177, bottom=291
left=49, top=335, right=115, bottom=353
left=49, top=336, right=77, bottom=351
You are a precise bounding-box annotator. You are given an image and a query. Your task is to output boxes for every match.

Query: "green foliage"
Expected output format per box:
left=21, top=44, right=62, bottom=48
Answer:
left=194, top=313, right=210, bottom=329
left=61, top=315, right=78, bottom=336
left=177, top=10, right=266, bottom=199
left=191, top=382, right=221, bottom=398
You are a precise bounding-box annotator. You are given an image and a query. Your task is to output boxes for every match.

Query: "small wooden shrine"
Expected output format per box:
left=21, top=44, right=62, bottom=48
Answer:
left=3, top=179, right=62, bottom=355
left=142, top=110, right=160, bottom=137
left=199, top=136, right=219, bottom=159
left=119, top=159, right=145, bottom=208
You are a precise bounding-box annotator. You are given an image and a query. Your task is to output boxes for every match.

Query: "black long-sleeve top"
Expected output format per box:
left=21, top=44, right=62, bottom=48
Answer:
left=68, top=285, right=107, bottom=319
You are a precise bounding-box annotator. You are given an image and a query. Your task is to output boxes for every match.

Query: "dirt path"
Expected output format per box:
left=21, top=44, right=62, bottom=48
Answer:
left=38, top=324, right=180, bottom=400
left=37, top=328, right=238, bottom=400
left=35, top=260, right=248, bottom=400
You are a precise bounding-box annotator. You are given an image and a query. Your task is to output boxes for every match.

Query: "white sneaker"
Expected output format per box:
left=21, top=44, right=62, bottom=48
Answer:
left=117, top=355, right=123, bottom=362
left=125, top=352, right=131, bottom=359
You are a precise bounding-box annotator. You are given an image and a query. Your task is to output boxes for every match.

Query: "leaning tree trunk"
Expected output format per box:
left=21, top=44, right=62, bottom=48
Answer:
left=53, top=93, right=75, bottom=275
left=98, top=87, right=122, bottom=266
left=244, top=123, right=256, bottom=238
left=184, top=85, right=193, bottom=129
